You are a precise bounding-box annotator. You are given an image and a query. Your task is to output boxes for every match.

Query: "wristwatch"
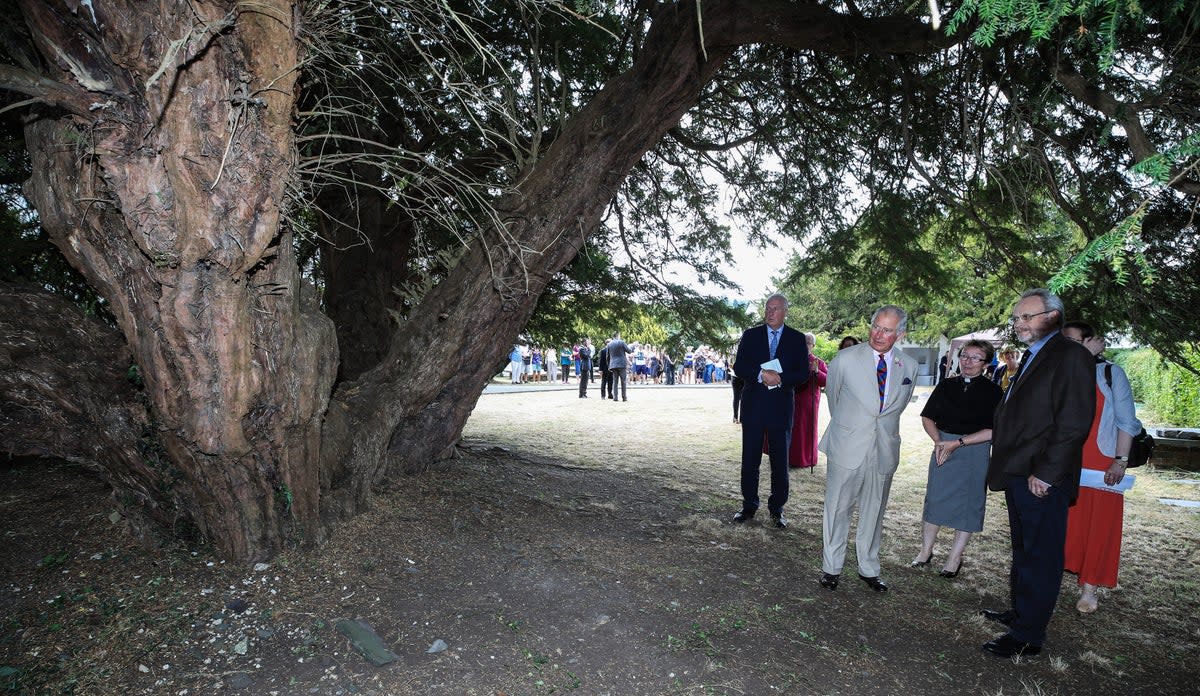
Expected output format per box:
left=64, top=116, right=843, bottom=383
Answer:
left=1114, top=455, right=1129, bottom=463
left=957, top=437, right=965, bottom=447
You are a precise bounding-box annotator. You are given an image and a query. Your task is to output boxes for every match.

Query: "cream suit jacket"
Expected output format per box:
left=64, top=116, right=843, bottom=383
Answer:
left=818, top=342, right=919, bottom=473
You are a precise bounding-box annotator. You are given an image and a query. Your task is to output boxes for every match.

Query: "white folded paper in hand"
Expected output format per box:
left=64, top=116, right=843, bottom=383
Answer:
left=760, top=359, right=782, bottom=389
left=1080, top=468, right=1135, bottom=494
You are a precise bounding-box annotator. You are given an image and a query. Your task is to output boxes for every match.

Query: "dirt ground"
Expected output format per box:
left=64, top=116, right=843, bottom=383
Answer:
left=2, top=382, right=1199, bottom=695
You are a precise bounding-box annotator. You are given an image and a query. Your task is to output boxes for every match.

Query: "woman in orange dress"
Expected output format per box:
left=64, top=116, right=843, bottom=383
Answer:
left=1061, top=321, right=1140, bottom=613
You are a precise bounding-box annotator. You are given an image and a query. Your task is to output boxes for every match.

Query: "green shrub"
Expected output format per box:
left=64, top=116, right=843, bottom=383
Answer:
left=1112, top=348, right=1200, bottom=427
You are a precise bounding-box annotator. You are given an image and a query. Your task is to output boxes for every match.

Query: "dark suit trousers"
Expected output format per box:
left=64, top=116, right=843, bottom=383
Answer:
left=578, top=362, right=591, bottom=396
left=1004, top=476, right=1069, bottom=646
left=609, top=368, right=627, bottom=400
left=740, top=424, right=790, bottom=515
left=600, top=368, right=612, bottom=398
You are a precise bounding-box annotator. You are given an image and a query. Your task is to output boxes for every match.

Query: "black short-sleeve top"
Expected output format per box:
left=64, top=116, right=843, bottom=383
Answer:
left=919, top=376, right=1003, bottom=435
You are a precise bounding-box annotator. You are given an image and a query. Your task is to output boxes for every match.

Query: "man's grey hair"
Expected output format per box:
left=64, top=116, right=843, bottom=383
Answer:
left=871, top=305, right=908, bottom=333
left=765, top=293, right=789, bottom=310
left=1020, top=288, right=1065, bottom=328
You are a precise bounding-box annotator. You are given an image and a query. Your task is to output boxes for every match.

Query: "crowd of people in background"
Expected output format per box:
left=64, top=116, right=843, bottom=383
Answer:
left=505, top=341, right=735, bottom=387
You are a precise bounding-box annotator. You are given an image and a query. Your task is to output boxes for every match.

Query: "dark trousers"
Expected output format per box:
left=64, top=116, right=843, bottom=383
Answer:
left=600, top=368, right=612, bottom=398
left=578, top=362, right=592, bottom=397
left=665, top=365, right=675, bottom=384
left=1004, top=476, right=1069, bottom=646
left=609, top=367, right=627, bottom=400
left=740, top=424, right=790, bottom=515
left=731, top=377, right=745, bottom=420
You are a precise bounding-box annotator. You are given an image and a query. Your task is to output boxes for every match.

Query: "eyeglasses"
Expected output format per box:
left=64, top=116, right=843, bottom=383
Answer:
left=870, top=324, right=898, bottom=336
left=959, top=355, right=987, bottom=363
left=1010, top=310, right=1054, bottom=323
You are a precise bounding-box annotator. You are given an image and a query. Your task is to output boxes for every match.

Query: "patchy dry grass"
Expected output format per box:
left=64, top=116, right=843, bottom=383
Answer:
left=1, top=382, right=1198, bottom=695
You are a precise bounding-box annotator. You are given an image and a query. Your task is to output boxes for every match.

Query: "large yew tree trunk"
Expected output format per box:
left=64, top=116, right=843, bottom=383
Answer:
left=2, top=0, right=947, bottom=559
left=12, top=0, right=334, bottom=559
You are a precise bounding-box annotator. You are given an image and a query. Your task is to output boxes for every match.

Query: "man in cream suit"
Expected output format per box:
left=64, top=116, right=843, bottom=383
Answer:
left=818, top=305, right=918, bottom=592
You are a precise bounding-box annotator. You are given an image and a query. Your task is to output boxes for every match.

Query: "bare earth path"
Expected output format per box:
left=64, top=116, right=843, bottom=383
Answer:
left=2, top=383, right=1198, bottom=694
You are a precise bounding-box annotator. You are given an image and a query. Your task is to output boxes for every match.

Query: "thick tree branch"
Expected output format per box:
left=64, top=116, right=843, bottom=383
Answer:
left=0, top=63, right=91, bottom=116
left=1043, top=45, right=1200, bottom=196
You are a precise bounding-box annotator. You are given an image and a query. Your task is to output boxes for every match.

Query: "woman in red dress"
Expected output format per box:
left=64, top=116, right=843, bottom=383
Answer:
left=764, top=333, right=827, bottom=468
left=1061, top=322, right=1140, bottom=613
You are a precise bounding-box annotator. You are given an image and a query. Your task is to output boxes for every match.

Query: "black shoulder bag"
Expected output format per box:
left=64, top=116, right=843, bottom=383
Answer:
left=1104, top=363, right=1154, bottom=468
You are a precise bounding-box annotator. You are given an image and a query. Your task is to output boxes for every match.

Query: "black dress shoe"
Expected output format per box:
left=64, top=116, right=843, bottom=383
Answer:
left=732, top=509, right=755, bottom=523
left=770, top=513, right=788, bottom=529
left=858, top=574, right=888, bottom=593
left=819, top=573, right=840, bottom=590
left=982, top=633, right=1041, bottom=658
left=980, top=609, right=1015, bottom=626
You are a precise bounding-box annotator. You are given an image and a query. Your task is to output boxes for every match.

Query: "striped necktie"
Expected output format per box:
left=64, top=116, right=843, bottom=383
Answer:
left=876, top=353, right=887, bottom=411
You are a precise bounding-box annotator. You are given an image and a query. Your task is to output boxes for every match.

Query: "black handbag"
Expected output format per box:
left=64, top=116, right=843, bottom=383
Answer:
left=1127, top=427, right=1155, bottom=468
left=1104, top=363, right=1154, bottom=467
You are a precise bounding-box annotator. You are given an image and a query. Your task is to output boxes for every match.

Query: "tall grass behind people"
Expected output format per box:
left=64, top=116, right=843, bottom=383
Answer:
left=911, top=339, right=1003, bottom=578
left=1061, top=321, right=1140, bottom=614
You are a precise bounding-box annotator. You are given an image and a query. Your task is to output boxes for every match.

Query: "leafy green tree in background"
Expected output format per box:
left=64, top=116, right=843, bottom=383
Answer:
left=1114, top=349, right=1200, bottom=426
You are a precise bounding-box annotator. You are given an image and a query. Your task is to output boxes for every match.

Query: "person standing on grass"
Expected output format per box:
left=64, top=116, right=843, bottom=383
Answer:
left=508, top=344, right=523, bottom=384
left=545, top=346, right=558, bottom=383
left=606, top=332, right=631, bottom=401
left=910, top=339, right=1003, bottom=579
left=979, top=288, right=1094, bottom=658
left=598, top=340, right=611, bottom=398
left=578, top=338, right=594, bottom=398
left=1061, top=320, right=1140, bottom=615
left=559, top=346, right=572, bottom=384
left=731, top=293, right=809, bottom=529
left=818, top=305, right=918, bottom=594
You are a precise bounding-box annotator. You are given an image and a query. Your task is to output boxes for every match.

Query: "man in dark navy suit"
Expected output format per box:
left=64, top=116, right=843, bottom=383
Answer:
left=980, top=288, right=1095, bottom=658
left=731, top=293, right=809, bottom=528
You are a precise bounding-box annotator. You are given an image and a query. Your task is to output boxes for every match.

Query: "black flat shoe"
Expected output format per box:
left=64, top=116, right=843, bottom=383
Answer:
left=819, top=573, right=840, bottom=590
left=980, top=609, right=1014, bottom=626
left=732, top=509, right=755, bottom=523
left=857, top=574, right=888, bottom=593
left=910, top=552, right=933, bottom=568
left=939, top=559, right=963, bottom=578
left=982, top=633, right=1041, bottom=658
